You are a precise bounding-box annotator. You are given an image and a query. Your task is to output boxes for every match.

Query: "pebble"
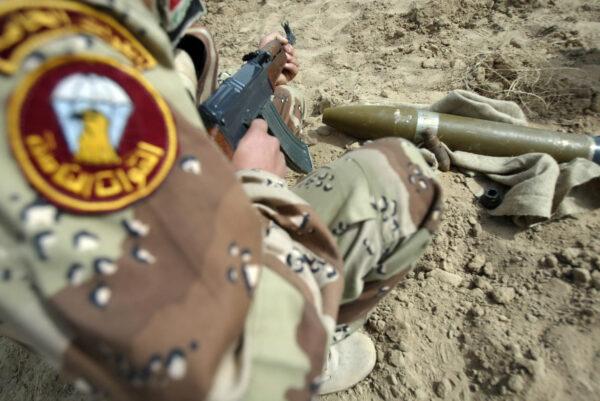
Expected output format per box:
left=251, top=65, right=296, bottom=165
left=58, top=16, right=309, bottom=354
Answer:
left=525, top=313, right=537, bottom=322
left=422, top=58, right=437, bottom=69
left=509, top=37, right=524, bottom=48
left=440, top=259, right=456, bottom=272
left=515, top=355, right=546, bottom=380
left=387, top=350, right=405, bottom=367
left=386, top=322, right=409, bottom=342
left=314, top=97, right=333, bottom=116
left=572, top=268, right=591, bottom=285
left=467, top=254, right=486, bottom=274
left=429, top=269, right=463, bottom=287
left=433, top=378, right=452, bottom=398
left=559, top=248, right=581, bottom=265
left=509, top=255, right=524, bottom=264
left=387, top=374, right=398, bottom=386
left=507, top=374, right=525, bottom=392
left=492, top=287, right=516, bottom=305
left=592, top=271, right=600, bottom=290
left=469, top=223, right=483, bottom=237
left=539, top=254, right=559, bottom=268
left=470, top=306, right=485, bottom=318
left=398, top=340, right=409, bottom=352
left=482, top=263, right=495, bottom=277
left=369, top=318, right=386, bottom=333
left=474, top=276, right=493, bottom=292
left=421, top=260, right=437, bottom=272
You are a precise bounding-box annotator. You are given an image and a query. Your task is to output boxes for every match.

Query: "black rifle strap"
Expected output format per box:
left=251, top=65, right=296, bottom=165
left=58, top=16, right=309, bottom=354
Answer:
left=260, top=101, right=313, bottom=174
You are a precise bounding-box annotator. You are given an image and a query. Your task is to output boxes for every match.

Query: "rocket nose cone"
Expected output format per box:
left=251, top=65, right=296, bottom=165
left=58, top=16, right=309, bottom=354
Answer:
left=322, top=105, right=367, bottom=136
left=322, top=105, right=397, bottom=140
left=322, top=106, right=337, bottom=126
left=322, top=105, right=355, bottom=126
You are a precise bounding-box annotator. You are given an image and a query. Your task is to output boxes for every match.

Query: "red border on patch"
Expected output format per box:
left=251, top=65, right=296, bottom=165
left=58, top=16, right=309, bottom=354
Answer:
left=9, top=56, right=177, bottom=213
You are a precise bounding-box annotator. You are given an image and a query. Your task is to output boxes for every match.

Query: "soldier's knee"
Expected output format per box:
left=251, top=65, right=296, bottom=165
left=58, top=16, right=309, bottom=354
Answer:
left=344, top=139, right=443, bottom=234
left=363, top=137, right=435, bottom=177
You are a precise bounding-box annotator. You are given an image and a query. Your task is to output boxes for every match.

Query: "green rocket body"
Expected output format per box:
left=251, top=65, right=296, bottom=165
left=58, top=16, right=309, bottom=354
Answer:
left=323, top=105, right=600, bottom=165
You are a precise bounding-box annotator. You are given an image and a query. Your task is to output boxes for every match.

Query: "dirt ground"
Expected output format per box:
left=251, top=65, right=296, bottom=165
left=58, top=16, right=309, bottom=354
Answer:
left=2, top=0, right=600, bottom=400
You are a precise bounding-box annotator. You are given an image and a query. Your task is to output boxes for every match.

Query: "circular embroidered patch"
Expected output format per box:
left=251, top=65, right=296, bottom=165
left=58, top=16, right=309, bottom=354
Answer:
left=8, top=55, right=177, bottom=213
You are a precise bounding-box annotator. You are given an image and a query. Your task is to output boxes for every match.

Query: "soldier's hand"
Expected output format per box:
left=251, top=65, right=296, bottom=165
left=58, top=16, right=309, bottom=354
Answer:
left=258, top=32, right=299, bottom=86
left=232, top=119, right=287, bottom=177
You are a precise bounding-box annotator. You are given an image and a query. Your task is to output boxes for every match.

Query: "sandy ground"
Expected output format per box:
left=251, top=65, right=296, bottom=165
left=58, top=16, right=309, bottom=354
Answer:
left=2, top=0, right=600, bottom=400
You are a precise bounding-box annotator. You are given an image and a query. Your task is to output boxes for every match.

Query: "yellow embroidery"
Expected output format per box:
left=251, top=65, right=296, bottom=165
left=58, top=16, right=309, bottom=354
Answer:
left=75, top=110, right=121, bottom=166
left=0, top=9, right=70, bottom=51
left=9, top=55, right=177, bottom=213
left=0, top=1, right=156, bottom=74
left=24, top=131, right=168, bottom=201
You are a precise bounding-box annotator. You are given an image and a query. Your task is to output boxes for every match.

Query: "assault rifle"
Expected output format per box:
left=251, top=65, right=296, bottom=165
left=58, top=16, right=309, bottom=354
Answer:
left=198, top=23, right=313, bottom=173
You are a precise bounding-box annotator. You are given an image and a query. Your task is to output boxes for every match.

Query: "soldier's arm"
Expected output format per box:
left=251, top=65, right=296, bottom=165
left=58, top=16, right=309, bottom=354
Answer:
left=0, top=1, right=264, bottom=399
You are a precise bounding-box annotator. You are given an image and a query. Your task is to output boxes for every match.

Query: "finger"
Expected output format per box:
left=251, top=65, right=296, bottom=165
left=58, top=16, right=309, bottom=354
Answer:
left=277, top=152, right=288, bottom=177
left=275, top=75, right=288, bottom=86
left=265, top=33, right=287, bottom=45
left=286, top=54, right=299, bottom=67
left=275, top=34, right=289, bottom=45
left=284, top=62, right=299, bottom=77
left=284, top=44, right=295, bottom=54
left=259, top=32, right=288, bottom=48
left=249, top=118, right=269, bottom=133
left=268, top=135, right=281, bottom=149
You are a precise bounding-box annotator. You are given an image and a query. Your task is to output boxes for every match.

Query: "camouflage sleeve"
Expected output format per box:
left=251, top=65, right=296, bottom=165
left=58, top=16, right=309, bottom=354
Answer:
left=0, top=1, right=283, bottom=400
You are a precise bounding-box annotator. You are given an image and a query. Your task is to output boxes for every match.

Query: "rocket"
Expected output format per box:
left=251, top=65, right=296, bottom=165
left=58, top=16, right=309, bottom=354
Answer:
left=322, top=105, right=600, bottom=165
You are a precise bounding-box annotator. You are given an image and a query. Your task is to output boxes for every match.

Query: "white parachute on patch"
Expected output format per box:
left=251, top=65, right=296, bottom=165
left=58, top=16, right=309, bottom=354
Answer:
left=51, top=73, right=134, bottom=155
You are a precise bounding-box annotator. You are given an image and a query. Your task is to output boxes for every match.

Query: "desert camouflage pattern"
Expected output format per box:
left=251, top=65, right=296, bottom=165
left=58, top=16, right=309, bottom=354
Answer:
left=272, top=85, right=306, bottom=136
left=293, top=139, right=443, bottom=341
left=0, top=1, right=442, bottom=401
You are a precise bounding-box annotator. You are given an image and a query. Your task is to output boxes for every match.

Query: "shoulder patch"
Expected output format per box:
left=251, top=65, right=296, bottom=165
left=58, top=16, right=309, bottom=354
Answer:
left=8, top=55, right=177, bottom=214
left=0, top=0, right=156, bottom=75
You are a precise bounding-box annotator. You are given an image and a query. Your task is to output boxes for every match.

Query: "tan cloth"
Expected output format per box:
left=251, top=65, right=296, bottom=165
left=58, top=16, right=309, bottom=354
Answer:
left=430, top=89, right=528, bottom=126
left=446, top=150, right=600, bottom=226
left=424, top=90, right=600, bottom=227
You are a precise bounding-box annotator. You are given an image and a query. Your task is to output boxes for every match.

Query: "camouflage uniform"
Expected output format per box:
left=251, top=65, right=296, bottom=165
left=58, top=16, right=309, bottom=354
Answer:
left=0, top=1, right=443, bottom=401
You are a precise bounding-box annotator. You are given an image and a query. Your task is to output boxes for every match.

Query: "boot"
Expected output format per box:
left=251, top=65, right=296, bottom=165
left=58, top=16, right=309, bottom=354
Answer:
left=318, top=331, right=376, bottom=395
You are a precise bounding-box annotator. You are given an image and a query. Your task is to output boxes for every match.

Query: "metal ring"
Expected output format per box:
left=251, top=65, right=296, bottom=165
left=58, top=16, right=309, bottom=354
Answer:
left=593, top=136, right=600, bottom=165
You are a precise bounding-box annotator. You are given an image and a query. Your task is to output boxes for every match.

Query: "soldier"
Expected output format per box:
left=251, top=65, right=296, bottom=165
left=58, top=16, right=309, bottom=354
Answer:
left=0, top=1, right=442, bottom=400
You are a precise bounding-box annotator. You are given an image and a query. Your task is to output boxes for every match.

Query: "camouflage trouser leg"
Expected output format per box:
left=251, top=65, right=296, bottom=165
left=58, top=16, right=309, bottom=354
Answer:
left=293, top=138, right=444, bottom=340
